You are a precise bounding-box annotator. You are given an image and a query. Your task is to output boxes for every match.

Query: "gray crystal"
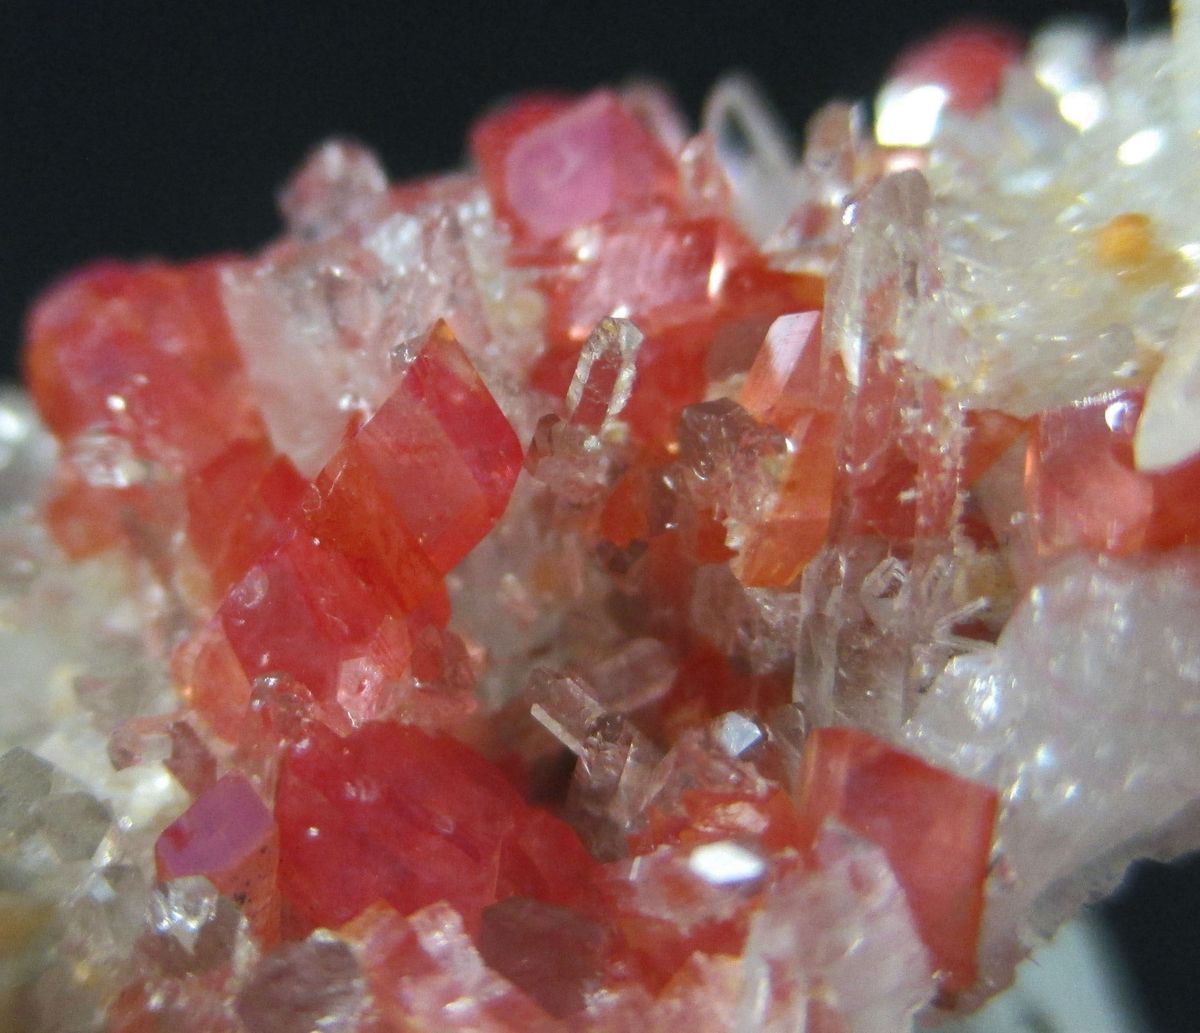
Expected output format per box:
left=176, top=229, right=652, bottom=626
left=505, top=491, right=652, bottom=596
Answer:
left=0, top=749, right=53, bottom=842
left=36, top=792, right=112, bottom=863
left=236, top=932, right=365, bottom=1033
left=0, top=389, right=56, bottom=518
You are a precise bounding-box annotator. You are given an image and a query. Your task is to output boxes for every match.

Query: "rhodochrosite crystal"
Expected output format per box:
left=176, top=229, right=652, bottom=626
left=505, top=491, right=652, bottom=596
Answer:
left=7, top=11, right=1200, bottom=1032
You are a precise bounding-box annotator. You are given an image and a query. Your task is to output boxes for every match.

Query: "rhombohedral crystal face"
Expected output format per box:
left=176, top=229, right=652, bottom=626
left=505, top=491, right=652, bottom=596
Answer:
left=3, top=12, right=1199, bottom=1032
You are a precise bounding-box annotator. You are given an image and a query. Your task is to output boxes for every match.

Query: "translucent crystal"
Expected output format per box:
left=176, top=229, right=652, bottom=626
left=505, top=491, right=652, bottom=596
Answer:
left=0, top=749, right=54, bottom=843
left=478, top=895, right=608, bottom=1018
left=735, top=832, right=934, bottom=1033
left=702, top=76, right=798, bottom=242
left=565, top=317, right=643, bottom=433
left=37, top=791, right=112, bottom=862
left=584, top=637, right=675, bottom=713
left=907, top=25, right=1200, bottom=417
left=826, top=169, right=933, bottom=389
left=278, top=139, right=389, bottom=241
left=224, top=184, right=501, bottom=477
left=528, top=669, right=662, bottom=855
left=0, top=388, right=56, bottom=516
left=17, top=15, right=1200, bottom=1027
left=347, top=901, right=554, bottom=1031
left=618, top=841, right=764, bottom=938
left=147, top=876, right=244, bottom=974
left=711, top=711, right=765, bottom=758
left=1136, top=295, right=1200, bottom=469
left=236, top=932, right=365, bottom=1033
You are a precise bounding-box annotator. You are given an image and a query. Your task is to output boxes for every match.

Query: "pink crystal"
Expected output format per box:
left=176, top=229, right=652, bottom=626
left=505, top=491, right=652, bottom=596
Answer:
left=155, top=772, right=280, bottom=942
left=473, top=90, right=681, bottom=249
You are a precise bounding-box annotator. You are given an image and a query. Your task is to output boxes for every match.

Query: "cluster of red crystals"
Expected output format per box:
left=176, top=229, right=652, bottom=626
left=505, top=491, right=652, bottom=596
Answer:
left=275, top=720, right=600, bottom=933
left=474, top=88, right=823, bottom=448
left=18, top=43, right=1049, bottom=1030
left=25, top=260, right=266, bottom=564
left=178, top=319, right=522, bottom=738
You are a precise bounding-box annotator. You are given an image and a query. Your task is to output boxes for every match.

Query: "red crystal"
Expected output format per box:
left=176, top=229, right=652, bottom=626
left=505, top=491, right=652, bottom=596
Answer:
left=889, top=23, right=1024, bottom=115
left=734, top=311, right=843, bottom=585
left=796, top=727, right=998, bottom=997
left=214, top=534, right=412, bottom=731
left=25, top=260, right=261, bottom=469
left=316, top=321, right=522, bottom=577
left=178, top=321, right=519, bottom=736
left=185, top=438, right=308, bottom=597
left=275, top=720, right=599, bottom=932
left=1026, top=389, right=1200, bottom=557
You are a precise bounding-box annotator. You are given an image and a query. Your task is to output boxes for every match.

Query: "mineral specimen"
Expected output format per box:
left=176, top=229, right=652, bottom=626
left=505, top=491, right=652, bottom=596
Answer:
left=4, top=10, right=1200, bottom=1032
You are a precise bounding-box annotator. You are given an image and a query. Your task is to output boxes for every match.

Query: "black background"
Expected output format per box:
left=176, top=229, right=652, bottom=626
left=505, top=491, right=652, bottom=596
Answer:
left=3, top=1, right=1199, bottom=1029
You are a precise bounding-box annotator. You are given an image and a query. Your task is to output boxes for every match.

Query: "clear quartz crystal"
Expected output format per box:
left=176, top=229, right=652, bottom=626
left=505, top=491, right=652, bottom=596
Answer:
left=735, top=831, right=933, bottom=1033
left=529, top=669, right=662, bottom=856
left=825, top=168, right=933, bottom=389
left=703, top=76, right=799, bottom=242
left=148, top=877, right=242, bottom=972
left=565, top=316, right=643, bottom=433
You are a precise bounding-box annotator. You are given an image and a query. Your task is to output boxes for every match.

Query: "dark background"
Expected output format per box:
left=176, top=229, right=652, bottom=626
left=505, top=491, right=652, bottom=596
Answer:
left=3, top=1, right=1198, bottom=1029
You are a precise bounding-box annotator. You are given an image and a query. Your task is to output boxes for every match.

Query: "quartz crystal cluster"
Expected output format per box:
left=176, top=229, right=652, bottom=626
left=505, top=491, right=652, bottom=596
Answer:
left=4, top=12, right=1200, bottom=1032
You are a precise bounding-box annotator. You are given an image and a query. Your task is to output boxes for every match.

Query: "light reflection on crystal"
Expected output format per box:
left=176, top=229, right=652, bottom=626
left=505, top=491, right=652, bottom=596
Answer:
left=688, top=841, right=766, bottom=885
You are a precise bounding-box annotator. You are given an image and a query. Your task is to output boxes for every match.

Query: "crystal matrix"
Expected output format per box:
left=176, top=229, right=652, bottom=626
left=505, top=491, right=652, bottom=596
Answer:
left=4, top=13, right=1200, bottom=1032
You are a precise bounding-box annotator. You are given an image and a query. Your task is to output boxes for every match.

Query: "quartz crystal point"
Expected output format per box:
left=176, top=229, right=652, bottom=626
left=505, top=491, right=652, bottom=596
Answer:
left=14, top=13, right=1200, bottom=1031
left=797, top=168, right=970, bottom=736
left=565, top=316, right=643, bottom=434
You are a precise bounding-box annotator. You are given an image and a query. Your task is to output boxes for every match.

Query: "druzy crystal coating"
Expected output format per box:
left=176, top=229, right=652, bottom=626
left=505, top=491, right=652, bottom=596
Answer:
left=4, top=13, right=1200, bottom=1032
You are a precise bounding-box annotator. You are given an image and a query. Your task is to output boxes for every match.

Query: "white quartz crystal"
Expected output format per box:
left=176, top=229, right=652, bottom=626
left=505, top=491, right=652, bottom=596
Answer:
left=905, top=551, right=1200, bottom=989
